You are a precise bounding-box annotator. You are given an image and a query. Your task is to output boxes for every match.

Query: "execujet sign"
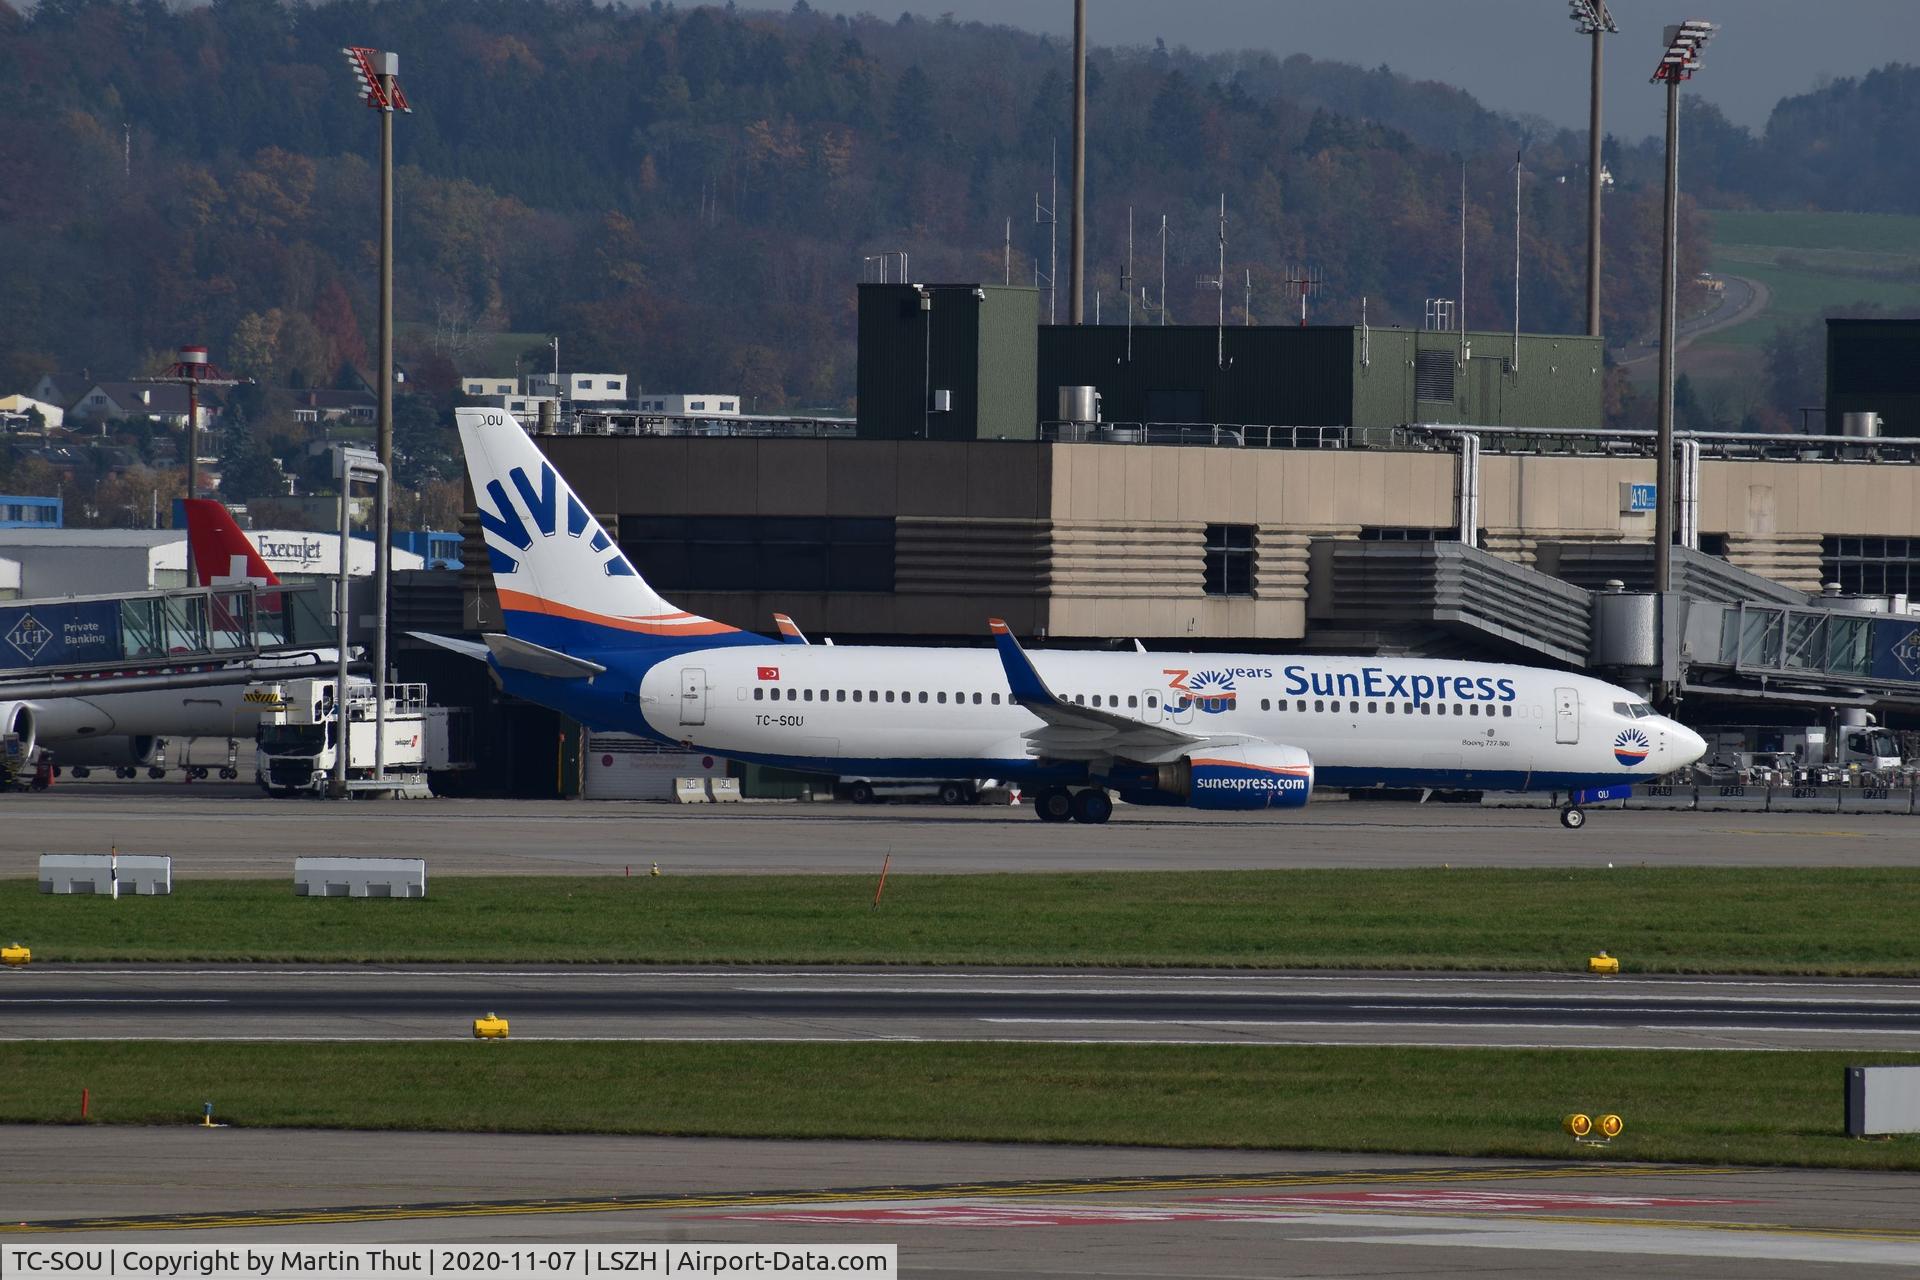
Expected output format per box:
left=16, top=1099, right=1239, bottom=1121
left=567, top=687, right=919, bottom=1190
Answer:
left=254, top=535, right=329, bottom=570
left=0, top=601, right=122, bottom=670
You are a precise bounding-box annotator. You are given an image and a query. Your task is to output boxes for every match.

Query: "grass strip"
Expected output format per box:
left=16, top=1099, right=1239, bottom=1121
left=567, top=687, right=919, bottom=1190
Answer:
left=6, top=869, right=1920, bottom=973
left=4, top=1041, right=1918, bottom=1170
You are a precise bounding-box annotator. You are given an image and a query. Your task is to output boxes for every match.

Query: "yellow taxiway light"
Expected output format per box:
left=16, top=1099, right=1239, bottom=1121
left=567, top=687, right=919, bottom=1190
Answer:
left=473, top=1012, right=510, bottom=1039
left=1588, top=951, right=1621, bottom=974
left=1, top=943, right=29, bottom=966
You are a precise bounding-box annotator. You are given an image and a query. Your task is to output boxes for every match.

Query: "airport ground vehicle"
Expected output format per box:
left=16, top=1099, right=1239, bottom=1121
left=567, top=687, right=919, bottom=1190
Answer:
left=421, top=409, right=1706, bottom=829
left=841, top=776, right=1014, bottom=805
left=254, top=678, right=469, bottom=797
left=1699, top=722, right=1905, bottom=784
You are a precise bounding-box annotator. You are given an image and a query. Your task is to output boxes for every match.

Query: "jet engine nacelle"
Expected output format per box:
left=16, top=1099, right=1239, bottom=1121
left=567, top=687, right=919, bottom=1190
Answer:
left=1120, top=742, right=1314, bottom=810
left=0, top=701, right=38, bottom=761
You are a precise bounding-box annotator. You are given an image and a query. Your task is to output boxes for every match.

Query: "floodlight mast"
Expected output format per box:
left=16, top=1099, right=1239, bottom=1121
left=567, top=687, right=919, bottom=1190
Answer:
left=1650, top=19, right=1715, bottom=603
left=1569, top=0, right=1616, bottom=338
left=340, top=45, right=411, bottom=796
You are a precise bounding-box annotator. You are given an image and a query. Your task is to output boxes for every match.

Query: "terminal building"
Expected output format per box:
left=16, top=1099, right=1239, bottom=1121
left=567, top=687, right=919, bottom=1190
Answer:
left=466, top=297, right=1920, bottom=734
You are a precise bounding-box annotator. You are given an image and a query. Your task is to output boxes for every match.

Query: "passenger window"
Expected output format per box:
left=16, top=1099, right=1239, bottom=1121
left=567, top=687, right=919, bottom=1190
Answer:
left=1420, top=704, right=1431, bottom=715
left=1091, top=695, right=1102, bottom=707
left=1313, top=700, right=1324, bottom=713
left=1385, top=702, right=1396, bottom=714
left=918, top=692, right=928, bottom=703
left=1260, top=698, right=1270, bottom=711
left=1074, top=695, right=1085, bottom=705
left=1502, top=705, right=1512, bottom=718
left=852, top=690, right=863, bottom=702
left=1296, top=699, right=1307, bottom=712
left=870, top=691, right=878, bottom=702
left=1128, top=695, right=1138, bottom=708
left=836, top=690, right=846, bottom=702
left=885, top=691, right=895, bottom=703
left=992, top=693, right=1002, bottom=704
left=1147, top=695, right=1159, bottom=708
left=937, top=692, right=947, bottom=704
left=803, top=690, right=814, bottom=702
left=753, top=688, right=764, bottom=701
left=973, top=693, right=982, bottom=705
left=1367, top=701, right=1377, bottom=713
left=1453, top=704, right=1464, bottom=716
left=1469, top=704, right=1479, bottom=716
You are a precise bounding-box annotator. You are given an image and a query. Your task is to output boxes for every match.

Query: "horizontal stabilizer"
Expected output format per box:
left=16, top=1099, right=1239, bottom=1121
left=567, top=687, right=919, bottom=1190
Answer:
left=406, top=631, right=491, bottom=662
left=484, top=633, right=608, bottom=678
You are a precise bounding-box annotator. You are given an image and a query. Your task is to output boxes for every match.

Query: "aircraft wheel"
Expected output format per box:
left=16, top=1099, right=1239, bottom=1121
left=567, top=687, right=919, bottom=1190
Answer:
left=117, top=767, right=135, bottom=780
left=1071, top=789, right=1114, bottom=824
left=848, top=781, right=875, bottom=805
left=147, top=767, right=166, bottom=780
left=1560, top=805, right=1586, bottom=830
left=71, top=766, right=90, bottom=779
left=1034, top=786, right=1074, bottom=823
left=220, top=768, right=238, bottom=780
left=938, top=782, right=969, bottom=806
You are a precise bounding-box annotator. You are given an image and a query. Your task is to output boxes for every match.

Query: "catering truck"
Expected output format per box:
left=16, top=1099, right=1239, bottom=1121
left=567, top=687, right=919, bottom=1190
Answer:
left=252, top=678, right=470, bottom=797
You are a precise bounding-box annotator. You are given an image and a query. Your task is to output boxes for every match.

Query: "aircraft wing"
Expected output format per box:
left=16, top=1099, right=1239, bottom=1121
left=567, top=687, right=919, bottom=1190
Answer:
left=988, top=620, right=1249, bottom=764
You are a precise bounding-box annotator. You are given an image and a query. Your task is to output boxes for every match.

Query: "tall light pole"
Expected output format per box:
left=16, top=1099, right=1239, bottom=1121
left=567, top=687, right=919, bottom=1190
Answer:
left=1651, top=19, right=1715, bottom=597
left=1068, top=0, right=1087, bottom=325
left=342, top=45, right=411, bottom=789
left=147, top=345, right=238, bottom=584
left=1570, top=0, right=1616, bottom=338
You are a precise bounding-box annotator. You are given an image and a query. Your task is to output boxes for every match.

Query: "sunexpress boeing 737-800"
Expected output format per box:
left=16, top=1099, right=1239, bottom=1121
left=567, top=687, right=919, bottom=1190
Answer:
left=428, top=409, right=1706, bottom=828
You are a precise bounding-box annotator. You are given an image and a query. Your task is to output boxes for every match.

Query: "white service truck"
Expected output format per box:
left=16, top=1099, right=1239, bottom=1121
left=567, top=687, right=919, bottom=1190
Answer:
left=253, top=677, right=470, bottom=797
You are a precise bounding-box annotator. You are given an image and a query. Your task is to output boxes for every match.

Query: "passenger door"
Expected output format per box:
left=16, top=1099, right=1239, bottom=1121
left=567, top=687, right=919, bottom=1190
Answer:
left=1140, top=689, right=1164, bottom=724
left=1553, top=687, right=1579, bottom=744
left=678, top=667, right=707, bottom=727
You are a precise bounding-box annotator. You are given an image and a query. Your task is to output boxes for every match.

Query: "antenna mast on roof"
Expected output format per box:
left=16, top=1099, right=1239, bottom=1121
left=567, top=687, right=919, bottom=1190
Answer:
left=1195, top=195, right=1226, bottom=367
left=1122, top=207, right=1136, bottom=360
left=1034, top=140, right=1059, bottom=324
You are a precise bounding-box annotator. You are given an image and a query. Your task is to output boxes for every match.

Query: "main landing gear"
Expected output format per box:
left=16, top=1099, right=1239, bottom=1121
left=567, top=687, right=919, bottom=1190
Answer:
left=1034, top=786, right=1112, bottom=824
left=1560, top=805, right=1586, bottom=830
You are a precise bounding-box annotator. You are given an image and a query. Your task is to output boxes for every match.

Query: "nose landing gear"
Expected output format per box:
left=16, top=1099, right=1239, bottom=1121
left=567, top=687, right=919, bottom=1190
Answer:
left=1560, top=805, right=1586, bottom=830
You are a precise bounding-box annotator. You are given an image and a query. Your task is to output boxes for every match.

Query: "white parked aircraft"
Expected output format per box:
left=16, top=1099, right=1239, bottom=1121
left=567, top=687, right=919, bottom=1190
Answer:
left=0, top=500, right=340, bottom=777
left=430, top=408, right=1705, bottom=828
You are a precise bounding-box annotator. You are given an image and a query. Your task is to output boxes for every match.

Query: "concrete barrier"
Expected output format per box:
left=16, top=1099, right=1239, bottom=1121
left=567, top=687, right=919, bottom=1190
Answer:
left=39, top=854, right=171, bottom=895
left=293, top=857, right=426, bottom=899
left=1847, top=1065, right=1920, bottom=1136
left=1694, top=783, right=1770, bottom=812
left=709, top=777, right=742, bottom=802
left=673, top=777, right=710, bottom=804
left=1625, top=784, right=1696, bottom=811
left=1768, top=785, right=1845, bottom=813
left=1840, top=786, right=1916, bottom=815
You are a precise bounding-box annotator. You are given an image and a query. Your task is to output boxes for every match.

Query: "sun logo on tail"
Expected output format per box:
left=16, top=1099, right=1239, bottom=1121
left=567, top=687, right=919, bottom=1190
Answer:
left=475, top=461, right=630, bottom=577
left=1613, top=726, right=1651, bottom=767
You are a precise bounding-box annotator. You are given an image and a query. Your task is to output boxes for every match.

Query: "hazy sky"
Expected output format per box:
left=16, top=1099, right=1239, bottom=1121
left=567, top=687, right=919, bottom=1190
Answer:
left=792, top=1, right=1920, bottom=140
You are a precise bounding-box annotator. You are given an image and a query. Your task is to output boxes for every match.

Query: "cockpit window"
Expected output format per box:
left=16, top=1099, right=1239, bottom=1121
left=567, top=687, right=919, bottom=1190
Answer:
left=1614, top=701, right=1656, bottom=719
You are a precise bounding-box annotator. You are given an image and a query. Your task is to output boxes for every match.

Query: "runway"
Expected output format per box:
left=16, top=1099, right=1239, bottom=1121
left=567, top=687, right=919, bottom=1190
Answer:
left=8, top=788, right=1920, bottom=873
left=7, top=1126, right=1920, bottom=1277
left=8, top=966, right=1920, bottom=1050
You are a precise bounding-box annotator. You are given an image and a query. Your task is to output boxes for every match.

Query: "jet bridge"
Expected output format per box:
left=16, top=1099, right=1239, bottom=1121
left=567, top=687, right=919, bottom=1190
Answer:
left=0, top=582, right=334, bottom=690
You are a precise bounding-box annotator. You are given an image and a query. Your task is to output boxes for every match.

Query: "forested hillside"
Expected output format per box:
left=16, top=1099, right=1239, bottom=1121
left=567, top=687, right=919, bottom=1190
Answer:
left=0, top=0, right=1715, bottom=416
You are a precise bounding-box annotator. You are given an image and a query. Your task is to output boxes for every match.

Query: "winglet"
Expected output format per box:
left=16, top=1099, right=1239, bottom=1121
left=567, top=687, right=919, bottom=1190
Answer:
left=989, top=618, right=1059, bottom=707
left=773, top=612, right=810, bottom=645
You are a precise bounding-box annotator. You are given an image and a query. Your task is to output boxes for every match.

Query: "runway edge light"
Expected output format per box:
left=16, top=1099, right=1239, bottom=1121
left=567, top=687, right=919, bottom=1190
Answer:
left=474, top=1012, right=510, bottom=1039
left=1, top=943, right=29, bottom=966
left=1563, top=1113, right=1593, bottom=1138
left=1600, top=1113, right=1625, bottom=1138
left=1588, top=951, right=1621, bottom=974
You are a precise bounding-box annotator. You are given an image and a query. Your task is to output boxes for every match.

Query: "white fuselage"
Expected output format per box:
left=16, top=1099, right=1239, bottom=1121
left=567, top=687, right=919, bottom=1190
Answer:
left=633, top=647, right=1699, bottom=789
left=23, top=652, right=343, bottom=760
